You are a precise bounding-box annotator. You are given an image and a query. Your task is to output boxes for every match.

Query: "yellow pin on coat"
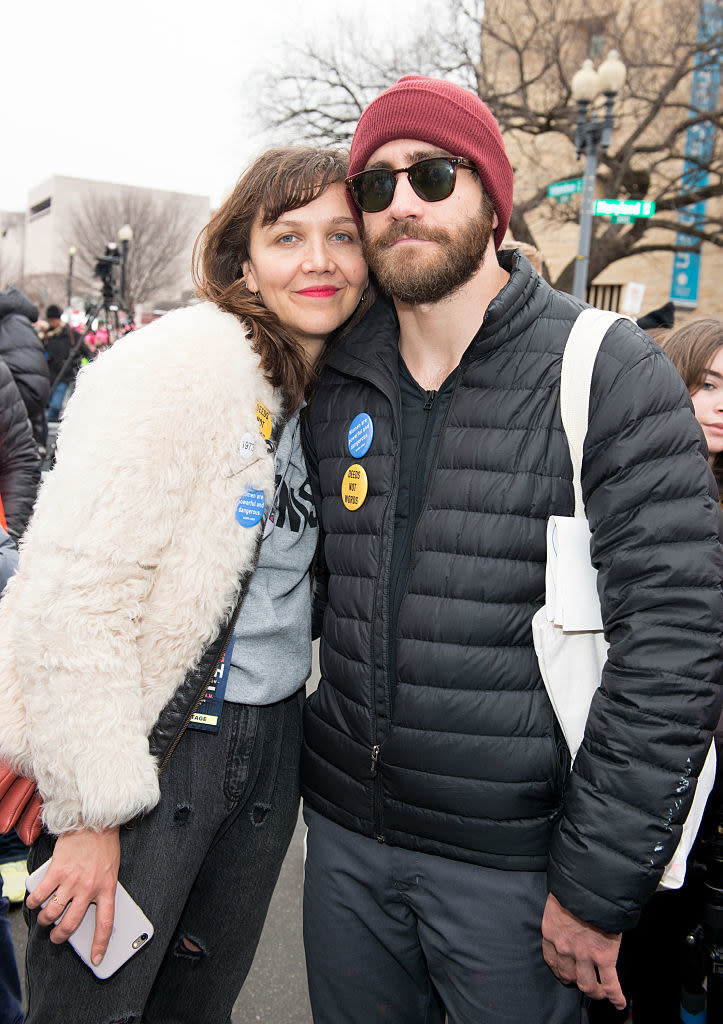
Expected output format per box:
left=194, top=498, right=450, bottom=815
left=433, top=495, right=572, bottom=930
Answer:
left=255, top=401, right=272, bottom=441
left=342, top=464, right=368, bottom=510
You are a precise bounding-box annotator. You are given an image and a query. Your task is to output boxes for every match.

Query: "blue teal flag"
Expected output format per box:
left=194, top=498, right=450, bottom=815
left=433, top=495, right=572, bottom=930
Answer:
left=669, top=0, right=721, bottom=307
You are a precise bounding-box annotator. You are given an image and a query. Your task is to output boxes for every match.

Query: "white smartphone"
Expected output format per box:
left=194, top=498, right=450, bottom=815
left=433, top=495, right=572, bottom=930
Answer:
left=26, top=858, right=154, bottom=979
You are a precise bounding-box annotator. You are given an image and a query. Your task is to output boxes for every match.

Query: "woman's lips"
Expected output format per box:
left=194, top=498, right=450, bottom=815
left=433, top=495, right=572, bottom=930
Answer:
left=296, top=287, right=339, bottom=297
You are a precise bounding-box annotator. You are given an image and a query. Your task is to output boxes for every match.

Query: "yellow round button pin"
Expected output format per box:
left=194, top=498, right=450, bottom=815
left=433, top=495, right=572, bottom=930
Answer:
left=255, top=401, right=272, bottom=441
left=341, top=464, right=368, bottom=510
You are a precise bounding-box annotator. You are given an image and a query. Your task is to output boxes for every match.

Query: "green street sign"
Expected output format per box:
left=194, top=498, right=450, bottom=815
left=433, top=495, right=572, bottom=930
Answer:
left=613, top=215, right=635, bottom=224
left=594, top=199, right=656, bottom=218
left=547, top=177, right=584, bottom=200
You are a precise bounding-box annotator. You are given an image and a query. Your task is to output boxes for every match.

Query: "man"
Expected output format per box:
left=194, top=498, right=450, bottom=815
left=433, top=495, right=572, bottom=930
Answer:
left=0, top=288, right=49, bottom=446
left=0, top=356, right=40, bottom=542
left=43, top=304, right=78, bottom=421
left=301, top=76, right=722, bottom=1023
left=0, top=354, right=37, bottom=1024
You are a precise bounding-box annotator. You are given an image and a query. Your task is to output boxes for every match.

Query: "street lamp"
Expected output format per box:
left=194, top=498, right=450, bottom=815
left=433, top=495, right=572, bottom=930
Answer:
left=117, top=223, right=133, bottom=312
left=67, top=245, right=77, bottom=309
left=570, top=50, right=626, bottom=301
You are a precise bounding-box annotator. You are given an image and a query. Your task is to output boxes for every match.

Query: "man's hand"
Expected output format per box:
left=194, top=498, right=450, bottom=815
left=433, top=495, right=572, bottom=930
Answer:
left=541, top=892, right=625, bottom=1009
left=26, top=826, right=121, bottom=966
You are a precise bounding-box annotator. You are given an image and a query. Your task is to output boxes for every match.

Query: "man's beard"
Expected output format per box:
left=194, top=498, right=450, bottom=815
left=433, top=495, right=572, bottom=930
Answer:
left=362, top=200, right=495, bottom=305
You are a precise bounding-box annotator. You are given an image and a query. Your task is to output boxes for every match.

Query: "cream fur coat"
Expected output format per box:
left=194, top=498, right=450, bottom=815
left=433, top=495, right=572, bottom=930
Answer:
left=0, top=302, right=281, bottom=835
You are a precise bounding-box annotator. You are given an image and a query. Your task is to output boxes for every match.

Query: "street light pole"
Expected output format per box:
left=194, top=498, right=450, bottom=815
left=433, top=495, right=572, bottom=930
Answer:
left=570, top=52, right=626, bottom=301
left=67, top=245, right=77, bottom=309
left=117, top=224, right=133, bottom=312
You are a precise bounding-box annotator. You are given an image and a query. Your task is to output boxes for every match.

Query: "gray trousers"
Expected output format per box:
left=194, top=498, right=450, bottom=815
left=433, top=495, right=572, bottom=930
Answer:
left=24, top=692, right=303, bottom=1024
left=303, top=807, right=587, bottom=1024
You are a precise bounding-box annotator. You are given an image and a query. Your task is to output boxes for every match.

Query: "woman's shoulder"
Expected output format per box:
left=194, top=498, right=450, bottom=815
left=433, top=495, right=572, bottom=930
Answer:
left=79, top=302, right=269, bottom=407
left=67, top=302, right=280, bottom=436
left=110, top=302, right=253, bottom=371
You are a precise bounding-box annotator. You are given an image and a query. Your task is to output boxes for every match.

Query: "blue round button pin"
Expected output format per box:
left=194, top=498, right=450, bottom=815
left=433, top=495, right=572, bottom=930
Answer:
left=348, top=413, right=374, bottom=458
left=235, top=488, right=265, bottom=528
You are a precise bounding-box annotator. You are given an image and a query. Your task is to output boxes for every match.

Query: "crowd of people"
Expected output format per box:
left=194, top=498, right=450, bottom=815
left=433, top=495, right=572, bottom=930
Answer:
left=0, top=75, right=720, bottom=1024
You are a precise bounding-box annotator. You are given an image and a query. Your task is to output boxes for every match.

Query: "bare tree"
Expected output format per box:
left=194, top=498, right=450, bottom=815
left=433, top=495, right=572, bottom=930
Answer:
left=22, top=273, right=67, bottom=312
left=0, top=213, right=25, bottom=291
left=255, top=0, right=722, bottom=291
left=63, top=190, right=202, bottom=310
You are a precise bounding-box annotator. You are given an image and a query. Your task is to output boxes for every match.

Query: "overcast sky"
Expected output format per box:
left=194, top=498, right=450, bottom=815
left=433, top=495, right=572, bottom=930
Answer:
left=3, top=0, right=432, bottom=213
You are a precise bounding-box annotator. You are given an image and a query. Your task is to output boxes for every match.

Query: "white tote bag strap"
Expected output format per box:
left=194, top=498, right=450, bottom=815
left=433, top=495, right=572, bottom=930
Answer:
left=560, top=308, right=629, bottom=518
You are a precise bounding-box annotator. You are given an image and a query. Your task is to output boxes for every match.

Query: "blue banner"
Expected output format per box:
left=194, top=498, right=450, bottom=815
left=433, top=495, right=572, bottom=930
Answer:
left=669, top=0, right=722, bottom=307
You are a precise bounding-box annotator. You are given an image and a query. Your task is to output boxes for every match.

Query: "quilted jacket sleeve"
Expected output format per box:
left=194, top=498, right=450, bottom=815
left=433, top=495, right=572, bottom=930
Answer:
left=0, top=358, right=41, bottom=539
left=547, top=323, right=723, bottom=934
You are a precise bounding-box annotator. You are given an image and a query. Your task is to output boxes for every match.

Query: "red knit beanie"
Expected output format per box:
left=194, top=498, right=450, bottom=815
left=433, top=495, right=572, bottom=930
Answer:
left=348, top=76, right=513, bottom=250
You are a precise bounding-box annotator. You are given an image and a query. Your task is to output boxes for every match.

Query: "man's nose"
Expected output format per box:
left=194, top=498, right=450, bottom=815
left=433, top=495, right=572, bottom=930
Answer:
left=385, top=171, right=426, bottom=219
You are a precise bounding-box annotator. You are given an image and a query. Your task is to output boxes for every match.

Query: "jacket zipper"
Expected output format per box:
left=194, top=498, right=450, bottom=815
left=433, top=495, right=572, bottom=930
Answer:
left=372, top=372, right=462, bottom=835
left=157, top=602, right=243, bottom=775
left=155, top=409, right=289, bottom=775
left=360, top=369, right=402, bottom=844
left=157, top=525, right=267, bottom=775
left=370, top=745, right=383, bottom=842
left=385, top=387, right=439, bottom=720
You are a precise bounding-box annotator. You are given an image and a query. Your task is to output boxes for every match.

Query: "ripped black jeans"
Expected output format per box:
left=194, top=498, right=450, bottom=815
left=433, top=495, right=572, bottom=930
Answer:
left=24, top=690, right=303, bottom=1024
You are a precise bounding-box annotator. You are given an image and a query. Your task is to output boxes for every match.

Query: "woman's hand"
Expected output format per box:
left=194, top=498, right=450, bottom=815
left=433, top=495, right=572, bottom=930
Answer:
left=26, top=826, right=121, bottom=965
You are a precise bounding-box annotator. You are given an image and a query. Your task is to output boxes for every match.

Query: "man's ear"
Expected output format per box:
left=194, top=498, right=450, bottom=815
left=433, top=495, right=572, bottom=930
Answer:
left=492, top=212, right=499, bottom=229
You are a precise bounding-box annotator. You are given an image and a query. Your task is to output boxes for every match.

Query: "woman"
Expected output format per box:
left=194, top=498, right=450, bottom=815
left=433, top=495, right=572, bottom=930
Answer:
left=0, top=147, right=367, bottom=1023
left=660, top=316, right=723, bottom=501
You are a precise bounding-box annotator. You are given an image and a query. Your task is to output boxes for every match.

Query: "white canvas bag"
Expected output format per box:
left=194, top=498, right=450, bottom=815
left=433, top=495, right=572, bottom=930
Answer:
left=531, top=307, right=716, bottom=889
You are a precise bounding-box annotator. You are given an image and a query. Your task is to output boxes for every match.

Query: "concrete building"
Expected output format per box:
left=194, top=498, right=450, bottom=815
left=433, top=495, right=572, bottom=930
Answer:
left=1, top=175, right=210, bottom=315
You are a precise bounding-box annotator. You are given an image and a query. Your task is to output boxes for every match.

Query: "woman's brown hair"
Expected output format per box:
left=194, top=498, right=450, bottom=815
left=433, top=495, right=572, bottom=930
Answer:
left=658, top=316, right=723, bottom=498
left=658, top=317, right=723, bottom=393
left=193, top=147, right=357, bottom=410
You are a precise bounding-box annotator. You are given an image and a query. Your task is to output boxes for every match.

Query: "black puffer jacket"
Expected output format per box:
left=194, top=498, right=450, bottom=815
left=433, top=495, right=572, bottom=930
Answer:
left=0, top=358, right=41, bottom=539
left=302, top=252, right=722, bottom=934
left=0, top=289, right=49, bottom=419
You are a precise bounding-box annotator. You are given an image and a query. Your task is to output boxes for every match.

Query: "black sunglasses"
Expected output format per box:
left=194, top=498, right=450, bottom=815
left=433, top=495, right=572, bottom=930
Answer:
left=345, top=156, right=477, bottom=213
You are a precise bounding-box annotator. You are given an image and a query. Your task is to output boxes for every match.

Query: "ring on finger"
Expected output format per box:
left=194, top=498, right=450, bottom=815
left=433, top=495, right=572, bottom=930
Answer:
left=50, top=894, right=68, bottom=908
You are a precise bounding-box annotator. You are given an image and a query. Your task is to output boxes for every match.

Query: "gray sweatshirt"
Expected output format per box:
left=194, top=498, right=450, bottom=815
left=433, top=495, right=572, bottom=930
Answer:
left=225, top=409, right=318, bottom=704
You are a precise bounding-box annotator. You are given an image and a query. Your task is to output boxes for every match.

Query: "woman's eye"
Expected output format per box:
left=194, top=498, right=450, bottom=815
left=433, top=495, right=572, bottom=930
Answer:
left=332, top=231, right=354, bottom=243
left=701, top=380, right=715, bottom=390
left=276, top=234, right=297, bottom=244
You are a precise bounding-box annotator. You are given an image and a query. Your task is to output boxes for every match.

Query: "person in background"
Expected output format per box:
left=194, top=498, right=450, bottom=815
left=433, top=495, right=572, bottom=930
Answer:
left=0, top=147, right=367, bottom=1024
left=42, top=305, right=77, bottom=422
left=661, top=317, right=723, bottom=502
left=0, top=354, right=40, bottom=1024
left=0, top=290, right=49, bottom=450
left=636, top=300, right=675, bottom=336
left=0, top=357, right=41, bottom=544
left=0, top=514, right=23, bottom=1024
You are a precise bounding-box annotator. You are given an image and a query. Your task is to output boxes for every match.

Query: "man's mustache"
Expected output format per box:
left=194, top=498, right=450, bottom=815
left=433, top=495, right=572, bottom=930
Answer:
left=369, top=220, right=450, bottom=248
